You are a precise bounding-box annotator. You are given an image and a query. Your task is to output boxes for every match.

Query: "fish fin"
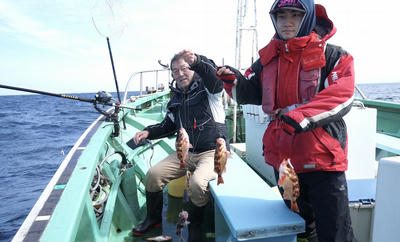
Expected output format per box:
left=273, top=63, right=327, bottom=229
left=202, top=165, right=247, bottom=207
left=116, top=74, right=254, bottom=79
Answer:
left=180, top=161, right=186, bottom=168
left=226, top=151, right=233, bottom=158
left=217, top=175, right=224, bottom=185
left=189, top=143, right=193, bottom=148
left=291, top=201, right=300, bottom=213
left=278, top=174, right=286, bottom=186
left=282, top=191, right=290, bottom=200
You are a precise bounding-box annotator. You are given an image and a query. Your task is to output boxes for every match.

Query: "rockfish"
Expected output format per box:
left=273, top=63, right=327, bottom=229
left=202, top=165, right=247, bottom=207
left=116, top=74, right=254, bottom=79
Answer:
left=176, top=209, right=190, bottom=242
left=214, top=138, right=231, bottom=185
left=176, top=128, right=192, bottom=168
left=278, top=159, right=300, bottom=212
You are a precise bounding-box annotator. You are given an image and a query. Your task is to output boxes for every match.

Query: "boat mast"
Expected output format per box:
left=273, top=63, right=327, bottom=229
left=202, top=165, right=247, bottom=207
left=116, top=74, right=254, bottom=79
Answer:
left=235, top=0, right=259, bottom=70
left=233, top=0, right=259, bottom=142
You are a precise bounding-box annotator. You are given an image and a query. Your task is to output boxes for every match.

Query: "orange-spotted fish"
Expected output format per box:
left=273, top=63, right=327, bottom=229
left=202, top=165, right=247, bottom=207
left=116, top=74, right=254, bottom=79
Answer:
left=176, top=128, right=192, bottom=168
left=278, top=158, right=300, bottom=212
left=214, top=138, right=232, bottom=185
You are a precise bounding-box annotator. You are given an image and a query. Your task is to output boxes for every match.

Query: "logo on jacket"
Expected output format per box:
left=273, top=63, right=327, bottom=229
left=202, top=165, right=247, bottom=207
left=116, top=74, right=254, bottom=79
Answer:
left=331, top=72, right=338, bottom=82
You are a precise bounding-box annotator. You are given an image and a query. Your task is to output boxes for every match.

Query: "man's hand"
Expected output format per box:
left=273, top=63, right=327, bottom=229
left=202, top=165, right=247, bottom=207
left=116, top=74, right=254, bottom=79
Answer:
left=216, top=66, right=235, bottom=76
left=179, top=49, right=197, bottom=65
left=216, top=66, right=236, bottom=84
left=134, top=130, right=149, bottom=144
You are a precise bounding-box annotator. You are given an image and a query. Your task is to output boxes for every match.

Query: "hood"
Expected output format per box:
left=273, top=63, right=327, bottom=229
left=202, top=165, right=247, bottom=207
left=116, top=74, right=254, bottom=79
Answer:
left=313, top=4, right=336, bottom=41
left=270, top=0, right=316, bottom=40
left=259, top=4, right=336, bottom=67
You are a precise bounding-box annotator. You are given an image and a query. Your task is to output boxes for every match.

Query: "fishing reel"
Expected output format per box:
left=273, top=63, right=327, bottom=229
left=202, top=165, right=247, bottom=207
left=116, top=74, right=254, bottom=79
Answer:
left=93, top=91, right=121, bottom=137
left=95, top=91, right=113, bottom=104
left=93, top=91, right=117, bottom=118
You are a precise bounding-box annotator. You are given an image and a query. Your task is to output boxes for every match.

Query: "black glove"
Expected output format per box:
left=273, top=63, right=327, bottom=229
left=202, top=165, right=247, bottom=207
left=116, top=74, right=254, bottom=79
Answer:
left=216, top=66, right=236, bottom=84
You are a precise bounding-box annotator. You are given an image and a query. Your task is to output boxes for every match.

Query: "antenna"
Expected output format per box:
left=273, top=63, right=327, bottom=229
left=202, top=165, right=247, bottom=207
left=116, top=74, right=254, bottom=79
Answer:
left=232, top=0, right=259, bottom=143
left=235, top=0, right=259, bottom=70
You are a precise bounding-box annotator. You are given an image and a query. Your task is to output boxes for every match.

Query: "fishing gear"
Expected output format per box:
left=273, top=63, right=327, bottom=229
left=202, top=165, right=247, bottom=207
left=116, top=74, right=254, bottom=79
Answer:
left=105, top=36, right=128, bottom=133
left=0, top=84, right=140, bottom=138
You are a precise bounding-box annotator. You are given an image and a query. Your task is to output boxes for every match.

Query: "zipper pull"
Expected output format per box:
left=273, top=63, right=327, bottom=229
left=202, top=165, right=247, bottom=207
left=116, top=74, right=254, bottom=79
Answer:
left=285, top=43, right=289, bottom=53
left=193, top=117, right=197, bottom=129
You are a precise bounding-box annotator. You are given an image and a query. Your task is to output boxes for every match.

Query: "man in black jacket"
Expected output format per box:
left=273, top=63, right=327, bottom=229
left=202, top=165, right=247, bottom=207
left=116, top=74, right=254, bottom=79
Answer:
left=132, top=50, right=229, bottom=242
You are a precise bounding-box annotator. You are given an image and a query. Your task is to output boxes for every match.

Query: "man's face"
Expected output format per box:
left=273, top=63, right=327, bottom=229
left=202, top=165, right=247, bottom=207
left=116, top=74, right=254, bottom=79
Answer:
left=171, top=58, right=194, bottom=91
left=276, top=9, right=305, bottom=40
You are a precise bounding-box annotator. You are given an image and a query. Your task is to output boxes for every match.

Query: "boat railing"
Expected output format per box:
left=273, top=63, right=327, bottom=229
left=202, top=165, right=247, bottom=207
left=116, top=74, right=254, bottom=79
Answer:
left=123, top=68, right=171, bottom=103
left=355, top=84, right=367, bottom=99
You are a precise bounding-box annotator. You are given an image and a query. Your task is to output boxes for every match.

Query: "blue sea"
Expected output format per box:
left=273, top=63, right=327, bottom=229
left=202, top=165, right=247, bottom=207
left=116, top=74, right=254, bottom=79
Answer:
left=0, top=83, right=399, bottom=241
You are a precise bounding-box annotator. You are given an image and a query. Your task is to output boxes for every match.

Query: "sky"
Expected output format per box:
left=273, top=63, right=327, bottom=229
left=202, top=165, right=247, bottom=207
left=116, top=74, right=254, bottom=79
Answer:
left=0, top=0, right=399, bottom=96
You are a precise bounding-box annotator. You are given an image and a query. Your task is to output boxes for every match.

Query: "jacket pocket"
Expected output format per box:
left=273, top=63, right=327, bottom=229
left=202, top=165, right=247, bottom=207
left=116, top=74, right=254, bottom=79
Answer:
left=299, top=69, right=319, bottom=103
left=311, top=127, right=345, bottom=168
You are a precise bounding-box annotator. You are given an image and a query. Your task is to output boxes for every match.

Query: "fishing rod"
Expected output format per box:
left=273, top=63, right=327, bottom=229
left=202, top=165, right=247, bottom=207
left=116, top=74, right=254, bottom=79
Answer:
left=0, top=84, right=98, bottom=104
left=106, top=37, right=122, bottom=103
left=0, top=84, right=138, bottom=111
left=0, top=83, right=141, bottom=137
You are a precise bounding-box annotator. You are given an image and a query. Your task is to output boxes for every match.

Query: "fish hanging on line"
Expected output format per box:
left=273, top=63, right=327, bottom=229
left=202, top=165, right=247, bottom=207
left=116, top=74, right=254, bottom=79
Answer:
left=214, top=138, right=232, bottom=185
left=145, top=234, right=172, bottom=241
left=278, top=158, right=300, bottom=212
left=183, top=170, right=191, bottom=203
left=176, top=128, right=192, bottom=168
left=176, top=209, right=190, bottom=242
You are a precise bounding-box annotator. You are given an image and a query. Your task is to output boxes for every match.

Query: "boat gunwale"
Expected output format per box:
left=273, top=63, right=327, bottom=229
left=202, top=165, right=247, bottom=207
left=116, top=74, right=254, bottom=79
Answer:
left=12, top=114, right=106, bottom=242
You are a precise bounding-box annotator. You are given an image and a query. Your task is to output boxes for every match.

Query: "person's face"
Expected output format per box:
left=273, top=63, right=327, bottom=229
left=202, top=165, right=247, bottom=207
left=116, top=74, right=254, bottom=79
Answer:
left=276, top=9, right=305, bottom=40
left=171, top=58, right=194, bottom=91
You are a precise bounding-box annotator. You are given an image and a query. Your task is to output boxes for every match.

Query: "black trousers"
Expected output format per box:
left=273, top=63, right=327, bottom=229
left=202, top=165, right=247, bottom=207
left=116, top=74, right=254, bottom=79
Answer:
left=274, top=170, right=355, bottom=242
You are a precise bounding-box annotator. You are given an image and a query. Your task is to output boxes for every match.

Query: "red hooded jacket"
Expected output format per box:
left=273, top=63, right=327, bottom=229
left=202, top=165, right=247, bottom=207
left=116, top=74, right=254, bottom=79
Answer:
left=222, top=4, right=355, bottom=173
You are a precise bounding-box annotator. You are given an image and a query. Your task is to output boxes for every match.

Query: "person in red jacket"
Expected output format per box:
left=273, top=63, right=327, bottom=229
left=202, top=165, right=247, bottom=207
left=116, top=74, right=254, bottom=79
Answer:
left=217, top=0, right=356, bottom=241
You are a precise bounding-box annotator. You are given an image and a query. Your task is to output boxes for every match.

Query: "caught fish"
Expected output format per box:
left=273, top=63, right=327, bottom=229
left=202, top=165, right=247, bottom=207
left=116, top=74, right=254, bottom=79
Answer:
left=278, top=159, right=300, bottom=212
left=176, top=128, right=192, bottom=168
left=145, top=234, right=172, bottom=241
left=214, top=138, right=232, bottom=185
left=176, top=210, right=190, bottom=242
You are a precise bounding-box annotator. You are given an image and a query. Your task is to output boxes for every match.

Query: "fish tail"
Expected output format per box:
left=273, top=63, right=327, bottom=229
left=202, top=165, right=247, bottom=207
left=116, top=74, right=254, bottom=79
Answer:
left=217, top=175, right=224, bottom=185
left=291, top=201, right=300, bottom=213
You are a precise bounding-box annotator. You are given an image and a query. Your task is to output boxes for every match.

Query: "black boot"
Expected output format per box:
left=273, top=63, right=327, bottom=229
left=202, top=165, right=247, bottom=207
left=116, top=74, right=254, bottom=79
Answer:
left=188, top=202, right=206, bottom=242
left=133, top=191, right=163, bottom=236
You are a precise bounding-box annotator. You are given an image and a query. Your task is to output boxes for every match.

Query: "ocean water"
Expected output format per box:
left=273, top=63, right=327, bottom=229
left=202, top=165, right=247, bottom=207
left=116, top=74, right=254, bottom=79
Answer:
left=0, top=83, right=399, bottom=241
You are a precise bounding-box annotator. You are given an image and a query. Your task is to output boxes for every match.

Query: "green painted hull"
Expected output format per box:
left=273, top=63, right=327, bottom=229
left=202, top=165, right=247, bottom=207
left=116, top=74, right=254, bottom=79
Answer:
left=357, top=98, right=400, bottom=138
left=14, top=91, right=177, bottom=241
left=357, top=98, right=400, bottom=159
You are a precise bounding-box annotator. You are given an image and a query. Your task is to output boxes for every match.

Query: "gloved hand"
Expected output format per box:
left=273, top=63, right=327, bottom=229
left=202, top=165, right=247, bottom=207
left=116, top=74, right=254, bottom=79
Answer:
left=216, top=66, right=236, bottom=84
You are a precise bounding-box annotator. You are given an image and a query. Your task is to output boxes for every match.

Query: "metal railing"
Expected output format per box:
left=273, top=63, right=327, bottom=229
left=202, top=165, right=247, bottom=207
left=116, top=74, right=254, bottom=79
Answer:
left=123, top=68, right=171, bottom=103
